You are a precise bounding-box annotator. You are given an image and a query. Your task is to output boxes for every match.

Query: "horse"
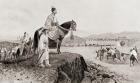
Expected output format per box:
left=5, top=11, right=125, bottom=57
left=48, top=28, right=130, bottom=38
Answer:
left=114, top=48, right=121, bottom=61
left=0, top=48, right=7, bottom=61
left=96, top=48, right=106, bottom=61
left=10, top=46, right=20, bottom=59
left=106, top=48, right=113, bottom=60
left=33, top=20, right=76, bottom=54
left=106, top=48, right=121, bottom=61
left=12, top=38, right=33, bottom=58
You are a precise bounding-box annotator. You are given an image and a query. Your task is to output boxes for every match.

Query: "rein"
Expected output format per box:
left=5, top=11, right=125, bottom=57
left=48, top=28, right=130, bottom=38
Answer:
left=58, top=25, right=70, bottom=31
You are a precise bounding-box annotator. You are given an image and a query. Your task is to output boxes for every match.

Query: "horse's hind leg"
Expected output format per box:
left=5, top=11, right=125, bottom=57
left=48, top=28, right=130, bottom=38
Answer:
left=107, top=55, right=109, bottom=60
left=99, top=56, right=101, bottom=61
left=101, top=53, right=104, bottom=61
left=100, top=55, right=103, bottom=61
left=132, top=61, right=134, bottom=66
left=130, top=60, right=131, bottom=67
left=136, top=59, right=139, bottom=63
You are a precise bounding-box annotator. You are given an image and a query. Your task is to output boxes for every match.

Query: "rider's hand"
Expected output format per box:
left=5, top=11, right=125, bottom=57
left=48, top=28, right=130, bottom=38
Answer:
left=42, top=49, right=45, bottom=52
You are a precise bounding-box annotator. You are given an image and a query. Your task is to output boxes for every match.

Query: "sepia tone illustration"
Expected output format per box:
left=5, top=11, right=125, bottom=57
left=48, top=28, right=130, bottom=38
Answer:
left=0, top=0, right=140, bottom=83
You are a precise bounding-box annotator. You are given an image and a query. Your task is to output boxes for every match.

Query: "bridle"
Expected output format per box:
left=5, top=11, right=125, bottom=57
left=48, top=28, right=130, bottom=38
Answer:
left=59, top=21, right=76, bottom=32
left=59, top=25, right=70, bottom=31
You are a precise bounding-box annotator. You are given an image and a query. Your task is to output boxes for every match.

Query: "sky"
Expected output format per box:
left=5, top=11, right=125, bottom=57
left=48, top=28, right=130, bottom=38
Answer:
left=0, top=0, right=140, bottom=40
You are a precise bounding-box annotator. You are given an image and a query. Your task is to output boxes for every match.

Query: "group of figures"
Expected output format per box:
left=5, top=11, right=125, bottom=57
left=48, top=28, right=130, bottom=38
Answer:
left=0, top=7, right=77, bottom=68
left=96, top=47, right=138, bottom=66
left=0, top=32, right=33, bottom=61
left=32, top=7, right=76, bottom=67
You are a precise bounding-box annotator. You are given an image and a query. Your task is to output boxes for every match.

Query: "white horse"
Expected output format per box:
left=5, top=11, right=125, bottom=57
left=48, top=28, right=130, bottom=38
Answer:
left=0, top=48, right=7, bottom=61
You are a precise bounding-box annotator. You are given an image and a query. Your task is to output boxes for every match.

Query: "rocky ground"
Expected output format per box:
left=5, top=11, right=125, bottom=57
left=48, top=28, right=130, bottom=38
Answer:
left=0, top=52, right=132, bottom=83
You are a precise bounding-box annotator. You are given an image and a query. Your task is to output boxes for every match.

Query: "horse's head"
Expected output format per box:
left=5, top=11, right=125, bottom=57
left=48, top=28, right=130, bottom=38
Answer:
left=60, top=20, right=76, bottom=32
left=70, top=20, right=77, bottom=31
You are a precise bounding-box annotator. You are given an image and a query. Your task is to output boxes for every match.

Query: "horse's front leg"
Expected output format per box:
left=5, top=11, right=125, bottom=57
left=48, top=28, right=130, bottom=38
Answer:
left=58, top=43, right=61, bottom=54
left=99, top=55, right=101, bottom=61
left=130, top=60, right=132, bottom=67
left=130, top=60, right=131, bottom=67
left=56, top=39, right=62, bottom=54
left=107, top=54, right=108, bottom=60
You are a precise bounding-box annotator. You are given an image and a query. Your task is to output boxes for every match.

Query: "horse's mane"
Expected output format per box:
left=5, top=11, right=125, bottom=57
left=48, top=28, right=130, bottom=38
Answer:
left=60, top=21, right=71, bottom=29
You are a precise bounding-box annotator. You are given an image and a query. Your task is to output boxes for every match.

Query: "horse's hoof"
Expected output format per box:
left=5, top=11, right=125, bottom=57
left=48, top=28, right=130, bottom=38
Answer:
left=57, top=53, right=61, bottom=54
left=57, top=51, right=61, bottom=54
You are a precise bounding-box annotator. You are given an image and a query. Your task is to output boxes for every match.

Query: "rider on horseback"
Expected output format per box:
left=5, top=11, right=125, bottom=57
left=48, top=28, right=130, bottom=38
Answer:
left=44, top=6, right=60, bottom=40
left=22, top=32, right=29, bottom=44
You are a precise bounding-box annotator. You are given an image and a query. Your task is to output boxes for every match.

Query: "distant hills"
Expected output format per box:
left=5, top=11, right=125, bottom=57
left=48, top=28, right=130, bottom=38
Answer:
left=62, top=31, right=140, bottom=46
left=0, top=31, right=140, bottom=46
left=62, top=35, right=86, bottom=45
left=86, top=31, right=140, bottom=40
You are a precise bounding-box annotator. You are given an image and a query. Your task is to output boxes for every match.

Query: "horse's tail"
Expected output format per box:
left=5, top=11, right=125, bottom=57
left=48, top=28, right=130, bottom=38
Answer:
left=33, top=30, right=39, bottom=51
left=16, top=48, right=20, bottom=56
left=33, top=27, right=44, bottom=51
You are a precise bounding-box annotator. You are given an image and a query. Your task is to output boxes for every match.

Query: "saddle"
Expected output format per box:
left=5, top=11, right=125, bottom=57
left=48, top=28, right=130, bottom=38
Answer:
left=47, top=27, right=64, bottom=40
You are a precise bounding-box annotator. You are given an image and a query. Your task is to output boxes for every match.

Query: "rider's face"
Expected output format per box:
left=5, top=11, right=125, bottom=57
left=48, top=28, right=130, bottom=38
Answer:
left=53, top=9, right=57, bottom=14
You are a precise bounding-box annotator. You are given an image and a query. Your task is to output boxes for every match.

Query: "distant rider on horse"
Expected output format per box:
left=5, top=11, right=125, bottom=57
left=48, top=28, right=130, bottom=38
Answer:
left=22, top=32, right=29, bottom=44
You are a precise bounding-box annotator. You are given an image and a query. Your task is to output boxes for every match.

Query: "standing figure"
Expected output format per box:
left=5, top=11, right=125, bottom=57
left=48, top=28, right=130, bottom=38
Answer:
left=20, top=32, right=29, bottom=56
left=27, top=37, right=33, bottom=55
left=130, top=48, right=138, bottom=66
left=130, top=48, right=138, bottom=63
left=38, top=29, right=51, bottom=67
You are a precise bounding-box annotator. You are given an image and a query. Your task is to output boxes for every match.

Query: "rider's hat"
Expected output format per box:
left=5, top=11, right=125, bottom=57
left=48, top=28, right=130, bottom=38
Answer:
left=51, top=6, right=56, bottom=12
left=24, top=32, right=26, bottom=34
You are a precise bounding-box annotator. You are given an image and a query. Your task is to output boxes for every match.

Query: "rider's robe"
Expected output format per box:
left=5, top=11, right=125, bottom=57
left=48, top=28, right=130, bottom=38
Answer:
left=131, top=49, right=138, bottom=60
left=44, top=13, right=59, bottom=40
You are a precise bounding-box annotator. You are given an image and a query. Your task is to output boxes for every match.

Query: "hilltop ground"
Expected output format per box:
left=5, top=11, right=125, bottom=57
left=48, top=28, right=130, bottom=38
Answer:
left=0, top=51, right=132, bottom=83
